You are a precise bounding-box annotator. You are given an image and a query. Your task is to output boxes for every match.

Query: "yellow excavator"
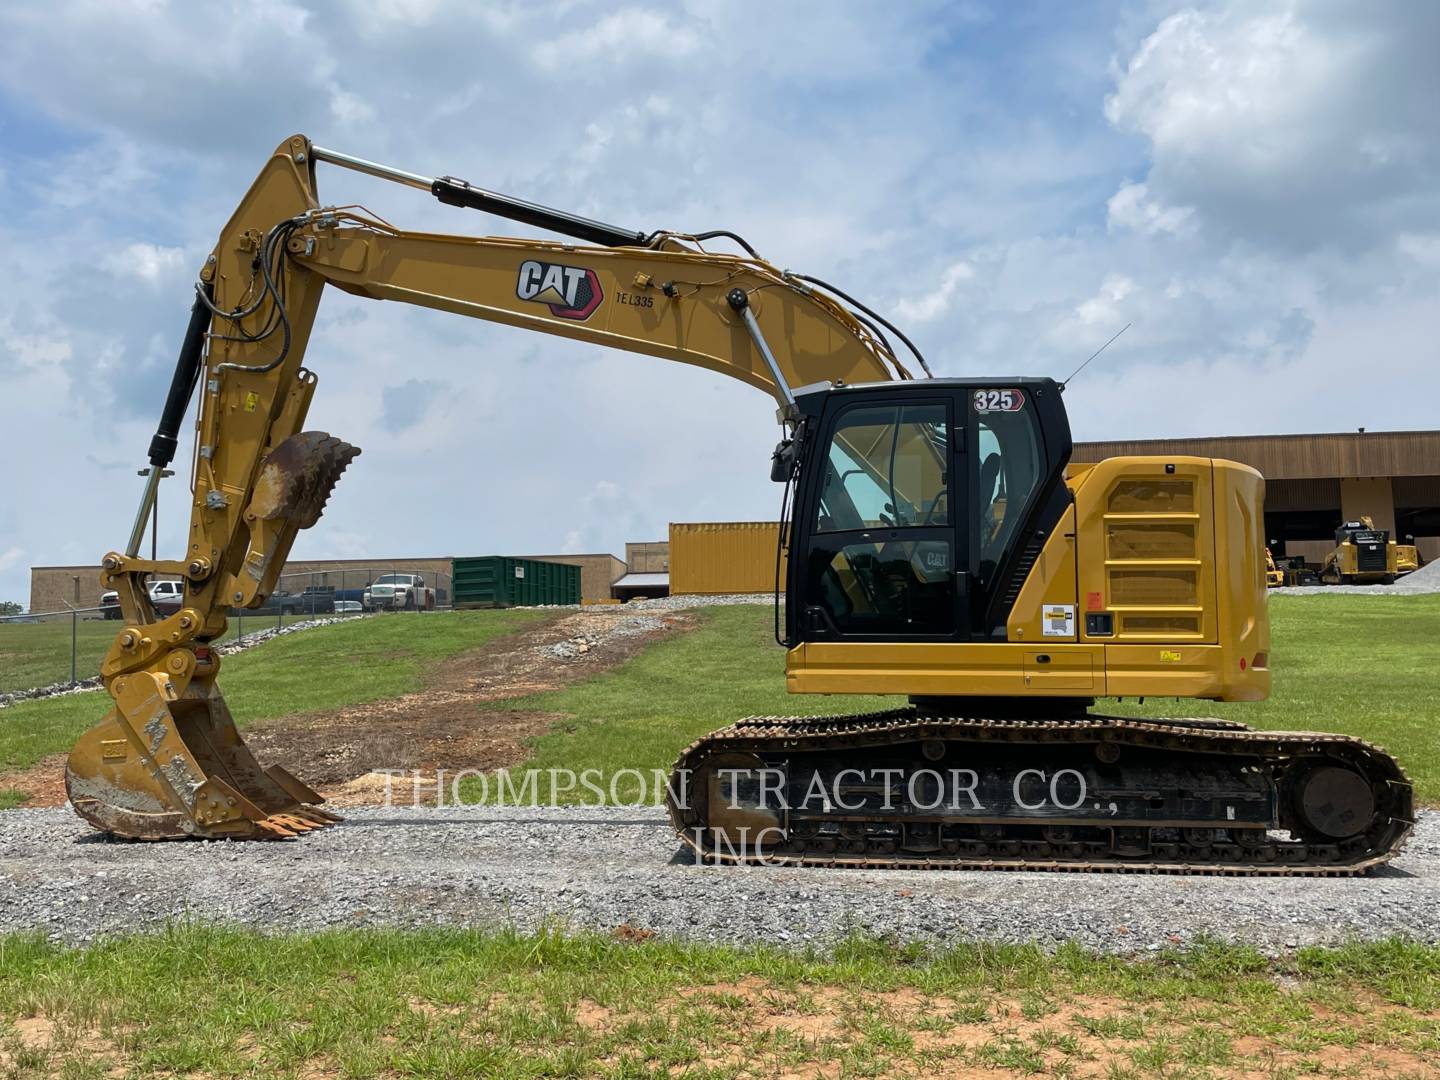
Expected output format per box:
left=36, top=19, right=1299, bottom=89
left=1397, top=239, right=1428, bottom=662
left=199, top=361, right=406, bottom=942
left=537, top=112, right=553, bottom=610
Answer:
left=67, top=136, right=1412, bottom=873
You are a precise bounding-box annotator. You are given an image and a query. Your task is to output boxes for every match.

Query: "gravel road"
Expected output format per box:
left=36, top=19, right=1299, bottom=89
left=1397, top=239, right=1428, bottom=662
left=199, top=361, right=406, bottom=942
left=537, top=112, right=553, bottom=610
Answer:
left=1271, top=558, right=1440, bottom=596
left=2, top=805, right=1435, bottom=954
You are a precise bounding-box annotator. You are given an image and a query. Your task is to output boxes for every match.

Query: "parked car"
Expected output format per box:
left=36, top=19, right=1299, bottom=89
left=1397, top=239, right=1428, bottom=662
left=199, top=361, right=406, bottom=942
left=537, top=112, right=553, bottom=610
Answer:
left=363, top=573, right=436, bottom=611
left=335, top=600, right=362, bottom=614
left=297, top=586, right=336, bottom=615
left=101, top=580, right=184, bottom=619
left=240, top=590, right=305, bottom=616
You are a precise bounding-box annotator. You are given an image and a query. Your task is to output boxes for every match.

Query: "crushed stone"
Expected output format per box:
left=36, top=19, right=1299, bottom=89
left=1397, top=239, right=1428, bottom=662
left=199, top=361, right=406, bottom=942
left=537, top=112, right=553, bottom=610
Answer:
left=1, top=805, right=1434, bottom=954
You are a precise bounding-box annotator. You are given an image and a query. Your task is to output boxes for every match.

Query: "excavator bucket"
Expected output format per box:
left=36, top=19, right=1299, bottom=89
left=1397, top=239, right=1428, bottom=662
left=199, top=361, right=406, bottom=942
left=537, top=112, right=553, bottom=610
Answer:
left=65, top=431, right=359, bottom=841
left=66, top=677, right=340, bottom=840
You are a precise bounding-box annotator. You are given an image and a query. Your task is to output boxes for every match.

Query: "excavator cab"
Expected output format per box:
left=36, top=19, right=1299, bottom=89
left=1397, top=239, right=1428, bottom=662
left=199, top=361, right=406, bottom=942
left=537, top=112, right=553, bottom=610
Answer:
left=784, top=378, right=1070, bottom=647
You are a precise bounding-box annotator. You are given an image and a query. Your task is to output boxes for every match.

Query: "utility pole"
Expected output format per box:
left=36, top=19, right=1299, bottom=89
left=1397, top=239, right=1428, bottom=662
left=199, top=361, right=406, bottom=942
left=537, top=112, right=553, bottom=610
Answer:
left=136, top=467, right=175, bottom=561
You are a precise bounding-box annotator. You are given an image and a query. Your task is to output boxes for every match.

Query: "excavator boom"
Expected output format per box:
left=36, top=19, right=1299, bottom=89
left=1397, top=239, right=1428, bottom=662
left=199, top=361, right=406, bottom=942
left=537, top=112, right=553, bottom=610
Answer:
left=66, top=135, right=911, bottom=840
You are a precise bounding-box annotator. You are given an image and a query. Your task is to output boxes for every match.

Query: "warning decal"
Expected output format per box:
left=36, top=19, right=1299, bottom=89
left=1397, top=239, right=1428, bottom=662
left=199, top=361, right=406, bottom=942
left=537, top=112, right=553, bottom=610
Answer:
left=1042, top=604, right=1076, bottom=638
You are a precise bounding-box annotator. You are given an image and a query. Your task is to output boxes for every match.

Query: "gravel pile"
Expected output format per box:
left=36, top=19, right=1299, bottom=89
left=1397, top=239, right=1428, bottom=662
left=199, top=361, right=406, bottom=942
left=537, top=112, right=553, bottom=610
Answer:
left=630, top=593, right=777, bottom=610
left=0, top=616, right=370, bottom=710
left=538, top=614, right=671, bottom=660
left=1271, top=574, right=1440, bottom=597
left=2, top=805, right=1434, bottom=953
left=0, top=676, right=104, bottom=711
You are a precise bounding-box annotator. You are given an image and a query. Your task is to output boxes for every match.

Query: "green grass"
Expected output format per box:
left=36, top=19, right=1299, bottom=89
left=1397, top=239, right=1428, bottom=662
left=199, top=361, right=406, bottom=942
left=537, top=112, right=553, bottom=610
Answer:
left=471, top=593, right=1440, bottom=804
left=0, top=617, right=117, bottom=693
left=0, top=612, right=351, bottom=694
left=465, top=604, right=896, bottom=803
left=0, top=610, right=546, bottom=773
left=0, top=927, right=1437, bottom=1079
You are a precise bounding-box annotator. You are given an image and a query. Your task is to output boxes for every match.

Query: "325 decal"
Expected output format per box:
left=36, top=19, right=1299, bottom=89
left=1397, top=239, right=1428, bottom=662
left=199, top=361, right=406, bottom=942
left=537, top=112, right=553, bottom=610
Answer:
left=973, top=388, right=1026, bottom=414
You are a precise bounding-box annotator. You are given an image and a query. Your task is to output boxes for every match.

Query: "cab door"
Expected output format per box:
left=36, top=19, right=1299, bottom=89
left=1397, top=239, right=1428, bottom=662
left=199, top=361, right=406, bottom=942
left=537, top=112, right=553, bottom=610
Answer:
left=794, top=394, right=968, bottom=641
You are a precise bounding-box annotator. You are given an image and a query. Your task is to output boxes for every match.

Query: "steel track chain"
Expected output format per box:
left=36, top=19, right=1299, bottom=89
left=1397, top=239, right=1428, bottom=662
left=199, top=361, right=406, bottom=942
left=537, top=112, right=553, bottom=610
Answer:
left=665, top=708, right=1414, bottom=876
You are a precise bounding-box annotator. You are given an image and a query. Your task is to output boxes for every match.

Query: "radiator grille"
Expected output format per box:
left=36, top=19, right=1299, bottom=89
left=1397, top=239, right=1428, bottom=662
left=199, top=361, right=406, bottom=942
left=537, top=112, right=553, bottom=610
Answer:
left=1357, top=544, right=1387, bottom=572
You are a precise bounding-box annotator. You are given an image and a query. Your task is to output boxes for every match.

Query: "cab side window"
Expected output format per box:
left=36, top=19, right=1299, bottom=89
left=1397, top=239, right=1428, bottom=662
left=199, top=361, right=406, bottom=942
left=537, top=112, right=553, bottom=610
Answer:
left=974, top=401, right=1042, bottom=594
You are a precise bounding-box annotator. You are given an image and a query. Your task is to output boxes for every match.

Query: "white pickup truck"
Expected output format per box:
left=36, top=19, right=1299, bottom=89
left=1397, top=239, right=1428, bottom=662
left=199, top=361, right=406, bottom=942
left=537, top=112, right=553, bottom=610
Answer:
left=362, top=573, right=436, bottom=611
left=100, top=579, right=185, bottom=619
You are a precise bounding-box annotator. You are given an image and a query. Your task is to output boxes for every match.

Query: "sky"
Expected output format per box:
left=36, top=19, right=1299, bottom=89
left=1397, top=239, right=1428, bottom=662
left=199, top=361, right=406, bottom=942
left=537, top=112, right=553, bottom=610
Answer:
left=1, top=0, right=1437, bottom=607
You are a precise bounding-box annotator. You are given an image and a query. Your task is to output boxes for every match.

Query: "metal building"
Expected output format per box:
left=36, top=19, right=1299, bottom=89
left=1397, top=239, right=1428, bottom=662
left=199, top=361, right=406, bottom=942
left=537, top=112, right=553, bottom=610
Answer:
left=1074, top=429, right=1440, bottom=566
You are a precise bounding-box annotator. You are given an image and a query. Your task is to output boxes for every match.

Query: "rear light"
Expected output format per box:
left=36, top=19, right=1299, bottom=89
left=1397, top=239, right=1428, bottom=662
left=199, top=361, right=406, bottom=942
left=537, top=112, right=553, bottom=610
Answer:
left=194, top=646, right=212, bottom=661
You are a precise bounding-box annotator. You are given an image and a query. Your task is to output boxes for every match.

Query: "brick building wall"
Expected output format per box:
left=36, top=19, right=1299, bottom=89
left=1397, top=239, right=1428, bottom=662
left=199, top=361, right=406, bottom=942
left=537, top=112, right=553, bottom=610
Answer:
left=30, top=552, right=627, bottom=612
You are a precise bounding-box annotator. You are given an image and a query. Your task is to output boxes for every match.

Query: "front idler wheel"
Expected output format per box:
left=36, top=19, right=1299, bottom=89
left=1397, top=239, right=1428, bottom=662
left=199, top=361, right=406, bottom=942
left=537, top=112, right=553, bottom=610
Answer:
left=685, top=752, right=785, bottom=861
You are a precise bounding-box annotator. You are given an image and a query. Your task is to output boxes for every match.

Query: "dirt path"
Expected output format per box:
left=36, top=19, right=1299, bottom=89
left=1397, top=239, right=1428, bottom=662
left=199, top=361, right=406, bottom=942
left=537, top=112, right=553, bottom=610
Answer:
left=247, top=606, right=695, bottom=804
left=1, top=608, right=696, bottom=809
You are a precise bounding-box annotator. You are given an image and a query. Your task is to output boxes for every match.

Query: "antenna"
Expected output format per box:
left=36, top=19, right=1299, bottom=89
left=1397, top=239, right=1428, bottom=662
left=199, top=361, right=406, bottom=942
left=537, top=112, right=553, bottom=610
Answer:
left=1061, top=322, right=1131, bottom=389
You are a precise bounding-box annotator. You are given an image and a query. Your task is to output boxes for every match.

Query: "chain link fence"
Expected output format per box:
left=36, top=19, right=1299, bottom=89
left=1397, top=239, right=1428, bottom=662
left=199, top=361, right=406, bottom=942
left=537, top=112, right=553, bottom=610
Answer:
left=0, top=567, right=452, bottom=697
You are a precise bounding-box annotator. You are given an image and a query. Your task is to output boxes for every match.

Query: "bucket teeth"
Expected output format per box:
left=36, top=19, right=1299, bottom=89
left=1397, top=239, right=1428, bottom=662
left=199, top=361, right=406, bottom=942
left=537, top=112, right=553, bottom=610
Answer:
left=271, top=814, right=318, bottom=832
left=295, top=807, right=342, bottom=825
left=249, top=431, right=361, bottom=529
left=252, top=809, right=341, bottom=840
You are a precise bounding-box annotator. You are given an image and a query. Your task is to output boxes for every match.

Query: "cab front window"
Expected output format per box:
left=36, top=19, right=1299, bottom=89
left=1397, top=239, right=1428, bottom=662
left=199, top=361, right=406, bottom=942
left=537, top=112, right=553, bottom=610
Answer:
left=805, top=402, right=954, bottom=636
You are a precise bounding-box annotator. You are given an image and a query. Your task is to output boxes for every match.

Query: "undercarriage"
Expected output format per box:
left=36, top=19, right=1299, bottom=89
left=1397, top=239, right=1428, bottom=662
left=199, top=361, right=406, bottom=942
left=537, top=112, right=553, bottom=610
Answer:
left=667, top=707, right=1413, bottom=875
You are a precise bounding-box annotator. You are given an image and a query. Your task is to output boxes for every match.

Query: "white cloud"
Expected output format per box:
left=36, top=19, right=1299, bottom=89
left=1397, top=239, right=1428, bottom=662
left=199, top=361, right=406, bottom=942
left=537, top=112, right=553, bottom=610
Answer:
left=1104, top=2, right=1440, bottom=249
left=1397, top=232, right=1440, bottom=267
left=0, top=320, right=72, bottom=373
left=101, top=243, right=187, bottom=283
left=532, top=9, right=700, bottom=69
left=328, top=85, right=377, bottom=127
left=1106, top=181, right=1194, bottom=236
left=1105, top=8, right=1328, bottom=160
left=1074, top=273, right=1136, bottom=328
left=895, top=262, right=976, bottom=323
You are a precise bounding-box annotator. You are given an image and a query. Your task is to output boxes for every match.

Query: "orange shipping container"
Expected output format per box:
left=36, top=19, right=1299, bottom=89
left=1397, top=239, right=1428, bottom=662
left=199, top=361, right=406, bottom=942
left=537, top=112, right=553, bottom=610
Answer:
left=669, top=521, right=785, bottom=595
